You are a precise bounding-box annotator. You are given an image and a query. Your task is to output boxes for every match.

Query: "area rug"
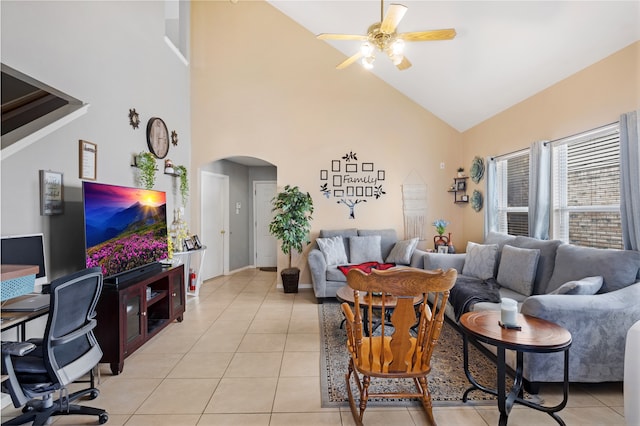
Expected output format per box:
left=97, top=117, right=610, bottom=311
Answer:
left=319, top=301, right=513, bottom=408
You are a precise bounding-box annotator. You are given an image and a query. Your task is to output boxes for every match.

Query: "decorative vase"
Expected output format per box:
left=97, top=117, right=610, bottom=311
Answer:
left=433, top=234, right=449, bottom=250
left=170, top=208, right=189, bottom=251
left=447, top=233, right=456, bottom=253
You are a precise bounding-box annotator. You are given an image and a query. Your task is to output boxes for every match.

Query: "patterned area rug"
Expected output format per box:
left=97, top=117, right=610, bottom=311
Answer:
left=319, top=301, right=509, bottom=408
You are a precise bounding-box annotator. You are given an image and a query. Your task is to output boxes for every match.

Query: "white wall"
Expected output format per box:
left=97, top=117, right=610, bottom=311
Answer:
left=1, top=1, right=191, bottom=280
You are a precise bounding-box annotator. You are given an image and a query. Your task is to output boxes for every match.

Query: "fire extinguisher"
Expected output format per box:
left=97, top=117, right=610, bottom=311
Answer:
left=189, top=268, right=196, bottom=292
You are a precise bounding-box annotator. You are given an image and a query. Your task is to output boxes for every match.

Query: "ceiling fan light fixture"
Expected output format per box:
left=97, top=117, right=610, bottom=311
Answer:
left=391, top=54, right=404, bottom=66
left=391, top=39, right=405, bottom=55
left=360, top=42, right=374, bottom=57
left=362, top=55, right=375, bottom=69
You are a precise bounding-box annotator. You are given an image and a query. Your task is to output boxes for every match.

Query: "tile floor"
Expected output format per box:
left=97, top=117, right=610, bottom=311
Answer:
left=2, top=268, right=626, bottom=425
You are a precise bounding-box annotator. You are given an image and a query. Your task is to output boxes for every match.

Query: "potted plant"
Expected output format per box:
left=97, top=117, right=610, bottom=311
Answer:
left=457, top=167, right=465, bottom=177
left=268, top=185, right=314, bottom=293
left=136, top=152, right=157, bottom=189
left=174, top=165, right=189, bottom=206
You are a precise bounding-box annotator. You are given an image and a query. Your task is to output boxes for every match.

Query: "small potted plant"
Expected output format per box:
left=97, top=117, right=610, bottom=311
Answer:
left=136, top=152, right=157, bottom=189
left=268, top=185, right=314, bottom=293
left=174, top=165, right=189, bottom=206
left=457, top=167, right=465, bottom=177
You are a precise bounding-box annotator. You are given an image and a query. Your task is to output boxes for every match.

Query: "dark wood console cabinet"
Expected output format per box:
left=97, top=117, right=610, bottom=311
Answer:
left=95, top=265, right=185, bottom=375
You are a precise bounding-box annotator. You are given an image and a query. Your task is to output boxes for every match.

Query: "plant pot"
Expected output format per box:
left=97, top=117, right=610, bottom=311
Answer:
left=281, top=267, right=300, bottom=293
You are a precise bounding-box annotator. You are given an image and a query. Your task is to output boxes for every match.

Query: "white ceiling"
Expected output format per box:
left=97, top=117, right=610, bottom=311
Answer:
left=267, top=1, right=640, bottom=132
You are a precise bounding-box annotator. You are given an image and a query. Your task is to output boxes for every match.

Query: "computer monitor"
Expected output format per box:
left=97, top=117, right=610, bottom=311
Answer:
left=1, top=233, right=48, bottom=290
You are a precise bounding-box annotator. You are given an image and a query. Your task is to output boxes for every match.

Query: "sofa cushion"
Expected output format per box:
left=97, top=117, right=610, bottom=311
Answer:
left=423, top=253, right=466, bottom=272
left=546, top=245, right=640, bottom=294
left=349, top=236, right=383, bottom=264
left=319, top=229, right=357, bottom=260
left=316, top=236, right=348, bottom=265
left=326, top=265, right=348, bottom=282
left=385, top=238, right=419, bottom=265
left=357, top=229, right=398, bottom=260
left=462, top=242, right=498, bottom=280
left=496, top=245, right=540, bottom=296
left=549, top=276, right=603, bottom=295
left=508, top=236, right=562, bottom=295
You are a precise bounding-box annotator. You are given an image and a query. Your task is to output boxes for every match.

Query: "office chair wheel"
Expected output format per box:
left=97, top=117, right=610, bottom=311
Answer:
left=99, top=412, right=108, bottom=424
left=89, top=389, right=100, bottom=400
left=22, top=405, right=34, bottom=413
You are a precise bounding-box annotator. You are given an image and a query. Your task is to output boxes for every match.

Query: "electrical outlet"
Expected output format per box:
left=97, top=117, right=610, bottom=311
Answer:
left=440, top=162, right=445, bottom=169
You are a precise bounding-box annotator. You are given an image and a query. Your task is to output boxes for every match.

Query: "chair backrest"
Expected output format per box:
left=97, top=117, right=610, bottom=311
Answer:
left=43, top=267, right=103, bottom=386
left=344, top=267, right=457, bottom=374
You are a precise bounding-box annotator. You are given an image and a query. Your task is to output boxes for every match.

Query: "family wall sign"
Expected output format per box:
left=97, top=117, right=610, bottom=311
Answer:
left=319, top=151, right=387, bottom=219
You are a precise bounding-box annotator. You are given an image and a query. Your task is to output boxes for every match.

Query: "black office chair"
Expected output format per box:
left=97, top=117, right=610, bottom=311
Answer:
left=1, top=267, right=108, bottom=425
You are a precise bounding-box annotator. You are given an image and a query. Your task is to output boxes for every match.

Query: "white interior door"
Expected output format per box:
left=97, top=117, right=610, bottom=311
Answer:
left=200, top=171, right=229, bottom=280
left=254, top=181, right=277, bottom=267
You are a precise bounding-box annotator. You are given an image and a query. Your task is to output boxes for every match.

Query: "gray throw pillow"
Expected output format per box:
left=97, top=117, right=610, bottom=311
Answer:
left=549, top=276, right=603, bottom=295
left=316, top=236, right=348, bottom=265
left=349, top=236, right=383, bottom=264
left=496, top=245, right=540, bottom=296
left=462, top=242, right=498, bottom=280
left=386, top=238, right=419, bottom=265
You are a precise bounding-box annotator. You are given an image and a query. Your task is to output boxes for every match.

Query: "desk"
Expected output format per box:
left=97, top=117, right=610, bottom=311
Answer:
left=1, top=294, right=49, bottom=340
left=460, top=311, right=572, bottom=426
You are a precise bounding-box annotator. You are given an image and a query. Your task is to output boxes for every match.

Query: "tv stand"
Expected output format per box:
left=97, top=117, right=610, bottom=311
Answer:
left=94, top=265, right=185, bottom=375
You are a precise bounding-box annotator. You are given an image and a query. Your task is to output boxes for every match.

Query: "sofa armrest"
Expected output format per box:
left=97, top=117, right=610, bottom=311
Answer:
left=308, top=249, right=327, bottom=298
left=520, top=282, right=640, bottom=382
left=423, top=252, right=466, bottom=273
left=410, top=249, right=427, bottom=268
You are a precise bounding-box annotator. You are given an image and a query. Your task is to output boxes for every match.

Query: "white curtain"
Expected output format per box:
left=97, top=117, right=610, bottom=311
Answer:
left=483, top=157, right=498, bottom=238
left=528, top=140, right=551, bottom=239
left=620, top=110, right=640, bottom=251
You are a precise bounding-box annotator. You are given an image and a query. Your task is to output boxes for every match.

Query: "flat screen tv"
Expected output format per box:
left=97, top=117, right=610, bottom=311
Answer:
left=82, top=181, right=168, bottom=282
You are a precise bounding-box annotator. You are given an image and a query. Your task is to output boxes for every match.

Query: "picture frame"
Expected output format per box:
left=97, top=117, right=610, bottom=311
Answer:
left=461, top=194, right=469, bottom=202
left=39, top=170, right=64, bottom=215
left=183, top=237, right=195, bottom=251
left=79, top=140, right=97, bottom=180
left=192, top=235, right=202, bottom=249
left=437, top=245, right=449, bottom=254
left=456, top=180, right=466, bottom=191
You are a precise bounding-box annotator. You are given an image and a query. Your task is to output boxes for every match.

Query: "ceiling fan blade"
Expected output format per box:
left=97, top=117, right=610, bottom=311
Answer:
left=336, top=51, right=363, bottom=70
left=396, top=56, right=412, bottom=70
left=399, top=29, right=456, bottom=42
left=380, top=4, right=408, bottom=34
left=317, top=33, right=368, bottom=41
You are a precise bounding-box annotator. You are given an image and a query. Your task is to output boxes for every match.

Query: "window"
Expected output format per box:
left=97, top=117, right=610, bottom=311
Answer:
left=495, top=150, right=529, bottom=236
left=551, top=124, right=622, bottom=249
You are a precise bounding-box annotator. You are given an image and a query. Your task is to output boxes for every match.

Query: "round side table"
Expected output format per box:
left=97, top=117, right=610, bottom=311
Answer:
left=459, top=310, right=572, bottom=426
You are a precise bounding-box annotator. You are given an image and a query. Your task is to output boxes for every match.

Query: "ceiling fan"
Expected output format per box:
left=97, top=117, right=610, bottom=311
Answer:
left=317, top=0, right=456, bottom=71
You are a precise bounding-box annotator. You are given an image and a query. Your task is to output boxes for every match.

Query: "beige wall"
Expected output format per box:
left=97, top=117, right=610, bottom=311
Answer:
left=461, top=41, right=640, bottom=244
left=191, top=1, right=464, bottom=281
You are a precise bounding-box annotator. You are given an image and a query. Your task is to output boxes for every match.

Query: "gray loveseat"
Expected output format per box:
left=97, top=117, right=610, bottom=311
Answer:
left=424, top=231, right=640, bottom=388
left=308, top=229, right=426, bottom=302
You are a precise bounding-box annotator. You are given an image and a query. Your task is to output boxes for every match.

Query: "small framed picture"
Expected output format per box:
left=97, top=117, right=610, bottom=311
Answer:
left=39, top=170, right=64, bottom=215
left=457, top=180, right=466, bottom=191
left=437, top=245, right=449, bottom=254
left=184, top=238, right=195, bottom=251
left=461, top=194, right=469, bottom=202
left=192, top=235, right=202, bottom=249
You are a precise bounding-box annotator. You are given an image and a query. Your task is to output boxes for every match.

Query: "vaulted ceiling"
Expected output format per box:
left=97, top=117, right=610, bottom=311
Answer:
left=267, top=1, right=640, bottom=132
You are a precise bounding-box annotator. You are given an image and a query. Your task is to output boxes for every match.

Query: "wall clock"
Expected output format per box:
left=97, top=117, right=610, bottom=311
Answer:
left=146, top=117, right=169, bottom=159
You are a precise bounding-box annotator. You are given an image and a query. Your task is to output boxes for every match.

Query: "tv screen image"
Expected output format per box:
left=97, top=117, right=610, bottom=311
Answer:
left=82, top=182, right=168, bottom=278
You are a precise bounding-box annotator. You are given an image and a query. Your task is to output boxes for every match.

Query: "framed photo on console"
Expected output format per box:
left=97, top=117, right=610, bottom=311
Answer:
left=183, top=238, right=195, bottom=251
left=437, top=245, right=449, bottom=254
left=192, top=235, right=202, bottom=249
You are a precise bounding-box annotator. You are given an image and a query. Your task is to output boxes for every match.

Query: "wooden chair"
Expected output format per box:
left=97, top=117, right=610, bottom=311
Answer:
left=341, top=267, right=457, bottom=426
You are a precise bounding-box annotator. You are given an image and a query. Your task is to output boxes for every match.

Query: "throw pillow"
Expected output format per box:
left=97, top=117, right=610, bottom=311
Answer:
left=496, top=245, right=541, bottom=296
left=349, top=235, right=383, bottom=264
left=549, top=276, right=603, bottom=295
left=462, top=242, right=498, bottom=280
left=385, top=238, right=419, bottom=265
left=337, top=262, right=378, bottom=275
left=316, top=236, right=348, bottom=265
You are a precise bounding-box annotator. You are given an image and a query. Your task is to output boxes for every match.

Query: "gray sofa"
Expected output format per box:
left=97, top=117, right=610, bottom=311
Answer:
left=424, top=231, right=640, bottom=387
left=308, top=229, right=426, bottom=301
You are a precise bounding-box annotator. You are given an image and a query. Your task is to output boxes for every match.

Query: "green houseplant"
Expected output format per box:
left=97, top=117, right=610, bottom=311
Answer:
left=268, top=185, right=314, bottom=293
left=174, top=165, right=189, bottom=206
left=136, top=152, right=157, bottom=189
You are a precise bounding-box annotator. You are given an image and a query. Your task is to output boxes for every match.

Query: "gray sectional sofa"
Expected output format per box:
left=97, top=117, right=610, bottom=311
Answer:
left=308, top=228, right=426, bottom=301
left=424, top=231, right=640, bottom=388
